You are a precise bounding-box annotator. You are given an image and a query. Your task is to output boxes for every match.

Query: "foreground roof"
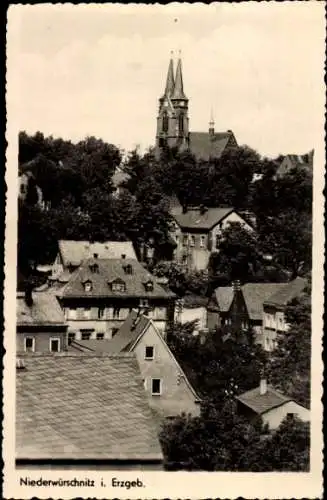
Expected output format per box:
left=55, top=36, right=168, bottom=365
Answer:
left=16, top=353, right=163, bottom=461
left=236, top=385, right=292, bottom=415
left=189, top=131, right=236, bottom=161
left=171, top=206, right=235, bottom=230
left=58, top=239, right=137, bottom=266
left=16, top=291, right=66, bottom=326
left=60, top=258, right=175, bottom=299
left=264, top=277, right=307, bottom=308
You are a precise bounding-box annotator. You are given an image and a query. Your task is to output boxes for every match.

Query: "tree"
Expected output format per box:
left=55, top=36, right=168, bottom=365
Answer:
left=267, top=279, right=311, bottom=408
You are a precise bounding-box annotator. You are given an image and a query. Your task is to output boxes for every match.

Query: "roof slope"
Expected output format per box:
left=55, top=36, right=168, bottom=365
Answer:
left=189, top=131, right=236, bottom=161
left=16, top=353, right=163, bottom=461
left=171, top=206, right=234, bottom=230
left=17, top=291, right=66, bottom=326
left=236, top=385, right=292, bottom=415
left=60, top=258, right=174, bottom=299
left=264, top=277, right=307, bottom=308
left=58, top=240, right=137, bottom=266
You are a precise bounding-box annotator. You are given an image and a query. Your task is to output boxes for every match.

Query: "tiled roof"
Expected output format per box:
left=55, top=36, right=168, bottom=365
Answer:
left=58, top=239, right=137, bottom=267
left=242, top=283, right=289, bottom=320
left=108, top=310, right=150, bottom=353
left=214, top=282, right=289, bottom=319
left=69, top=339, right=116, bottom=353
left=16, top=353, right=163, bottom=461
left=236, top=385, right=292, bottom=415
left=60, top=258, right=175, bottom=299
left=189, top=131, right=235, bottom=161
left=16, top=291, right=66, bottom=326
left=264, top=277, right=307, bottom=308
left=214, top=287, right=234, bottom=312
left=171, top=206, right=234, bottom=230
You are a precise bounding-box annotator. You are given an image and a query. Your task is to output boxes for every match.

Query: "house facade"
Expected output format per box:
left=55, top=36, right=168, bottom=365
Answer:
left=16, top=289, right=68, bottom=353
left=170, top=206, right=253, bottom=271
left=16, top=353, right=163, bottom=469
left=262, top=277, right=307, bottom=352
left=236, top=380, right=310, bottom=431
left=275, top=150, right=314, bottom=178
left=70, top=311, right=200, bottom=419
left=58, top=257, right=175, bottom=343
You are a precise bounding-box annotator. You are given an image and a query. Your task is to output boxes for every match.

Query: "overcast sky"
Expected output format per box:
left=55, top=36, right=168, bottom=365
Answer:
left=8, top=2, right=325, bottom=157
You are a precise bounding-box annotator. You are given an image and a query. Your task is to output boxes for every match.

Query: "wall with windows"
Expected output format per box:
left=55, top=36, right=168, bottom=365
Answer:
left=262, top=306, right=289, bottom=352
left=17, top=329, right=67, bottom=353
left=131, top=321, right=200, bottom=418
left=261, top=401, right=310, bottom=430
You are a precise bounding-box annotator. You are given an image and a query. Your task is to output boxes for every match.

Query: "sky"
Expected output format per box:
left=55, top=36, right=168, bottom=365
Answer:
left=7, top=2, right=325, bottom=157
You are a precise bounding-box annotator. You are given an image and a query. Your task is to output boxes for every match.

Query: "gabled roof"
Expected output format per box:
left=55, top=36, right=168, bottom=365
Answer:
left=16, top=353, right=163, bottom=461
left=242, top=282, right=289, bottom=320
left=188, top=130, right=237, bottom=161
left=16, top=291, right=66, bottom=327
left=214, top=287, right=234, bottom=313
left=60, top=258, right=175, bottom=299
left=106, top=310, right=151, bottom=353
left=264, top=277, right=307, bottom=308
left=236, top=385, right=292, bottom=415
left=171, top=206, right=235, bottom=231
left=58, top=240, right=137, bottom=267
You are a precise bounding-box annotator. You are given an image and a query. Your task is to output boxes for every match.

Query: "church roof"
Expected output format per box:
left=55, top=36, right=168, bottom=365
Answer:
left=171, top=58, right=187, bottom=100
left=189, top=131, right=236, bottom=161
left=162, top=57, right=175, bottom=98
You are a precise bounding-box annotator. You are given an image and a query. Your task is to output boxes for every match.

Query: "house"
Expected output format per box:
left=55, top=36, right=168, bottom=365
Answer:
left=16, top=288, right=68, bottom=353
left=262, top=276, right=308, bottom=352
left=57, top=257, right=176, bottom=343
left=170, top=206, right=254, bottom=271
left=155, top=55, right=238, bottom=160
left=50, top=239, right=138, bottom=281
left=70, top=310, right=200, bottom=419
left=275, top=150, right=314, bottom=178
left=112, top=166, right=130, bottom=197
left=207, top=281, right=289, bottom=345
left=175, top=294, right=208, bottom=334
left=236, top=379, right=310, bottom=431
left=16, top=353, right=163, bottom=469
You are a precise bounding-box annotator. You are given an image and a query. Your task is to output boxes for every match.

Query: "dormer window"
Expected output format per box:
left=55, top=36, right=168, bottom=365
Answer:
left=110, top=279, right=126, bottom=292
left=144, top=280, right=154, bottom=292
left=83, top=280, right=92, bottom=292
left=89, top=263, right=99, bottom=273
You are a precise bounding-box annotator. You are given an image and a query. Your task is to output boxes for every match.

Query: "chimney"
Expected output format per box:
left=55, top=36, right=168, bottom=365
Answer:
left=199, top=204, right=208, bottom=215
left=93, top=253, right=98, bottom=259
left=121, top=254, right=126, bottom=260
left=25, top=283, right=33, bottom=307
left=259, top=378, right=267, bottom=395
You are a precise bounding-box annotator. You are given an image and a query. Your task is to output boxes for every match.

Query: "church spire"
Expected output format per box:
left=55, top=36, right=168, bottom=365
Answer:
left=209, top=108, right=215, bottom=136
left=171, top=53, right=187, bottom=100
left=163, top=52, right=175, bottom=97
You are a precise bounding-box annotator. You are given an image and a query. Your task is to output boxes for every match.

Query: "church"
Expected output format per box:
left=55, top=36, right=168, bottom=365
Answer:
left=155, top=54, right=238, bottom=160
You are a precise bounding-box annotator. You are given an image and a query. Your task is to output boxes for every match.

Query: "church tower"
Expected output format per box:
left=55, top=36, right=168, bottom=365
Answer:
left=156, top=54, right=189, bottom=151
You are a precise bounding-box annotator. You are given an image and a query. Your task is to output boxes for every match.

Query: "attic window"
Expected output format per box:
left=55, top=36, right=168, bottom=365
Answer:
left=144, top=281, right=154, bottom=292
left=111, top=280, right=126, bottom=292
left=89, top=263, right=99, bottom=273
left=84, top=281, right=92, bottom=292
left=145, top=346, right=154, bottom=360
left=151, top=378, right=162, bottom=395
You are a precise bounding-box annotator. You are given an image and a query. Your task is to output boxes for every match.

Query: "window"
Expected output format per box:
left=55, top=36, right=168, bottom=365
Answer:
left=98, top=307, right=105, bottom=319
left=140, top=299, right=149, bottom=308
left=182, top=234, right=188, bottom=246
left=111, top=280, right=126, bottom=292
left=159, top=137, right=166, bottom=148
left=151, top=378, right=162, bottom=395
left=83, top=307, right=91, bottom=319
left=68, top=308, right=77, bottom=320
left=96, top=332, right=104, bottom=340
left=162, top=112, right=169, bottom=132
left=113, top=307, right=120, bottom=319
left=81, top=330, right=92, bottom=340
left=84, top=281, right=92, bottom=292
left=200, top=235, right=206, bottom=248
left=144, top=281, right=154, bottom=292
left=145, top=346, right=154, bottom=360
left=112, top=328, right=119, bottom=337
left=24, top=337, right=35, bottom=352
left=178, top=113, right=184, bottom=133
left=68, top=332, right=75, bottom=345
left=50, top=338, right=60, bottom=352
left=189, top=235, right=195, bottom=247
left=287, top=412, right=295, bottom=420
left=123, top=264, right=133, bottom=275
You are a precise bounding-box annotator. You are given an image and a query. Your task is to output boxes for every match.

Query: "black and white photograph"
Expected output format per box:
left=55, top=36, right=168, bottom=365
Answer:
left=4, top=2, right=325, bottom=498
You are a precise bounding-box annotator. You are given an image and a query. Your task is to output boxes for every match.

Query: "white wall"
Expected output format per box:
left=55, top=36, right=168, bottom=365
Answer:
left=262, top=400, right=310, bottom=430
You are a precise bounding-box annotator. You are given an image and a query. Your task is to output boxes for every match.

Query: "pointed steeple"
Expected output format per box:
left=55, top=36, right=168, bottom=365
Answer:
left=171, top=54, right=187, bottom=100
left=163, top=52, right=175, bottom=98
left=209, top=108, right=215, bottom=136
